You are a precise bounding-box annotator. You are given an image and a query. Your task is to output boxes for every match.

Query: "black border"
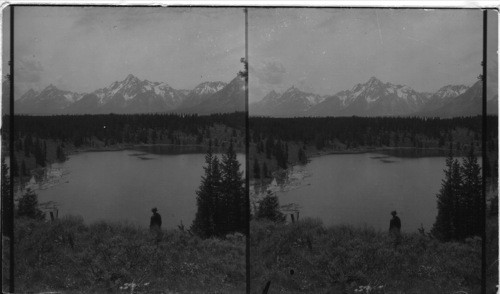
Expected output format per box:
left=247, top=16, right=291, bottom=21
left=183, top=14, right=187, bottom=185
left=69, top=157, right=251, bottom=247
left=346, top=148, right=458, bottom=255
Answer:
left=481, top=9, right=488, bottom=294
left=244, top=8, right=251, bottom=294
left=3, top=5, right=496, bottom=294
left=8, top=5, right=15, bottom=294
left=3, top=4, right=495, bottom=10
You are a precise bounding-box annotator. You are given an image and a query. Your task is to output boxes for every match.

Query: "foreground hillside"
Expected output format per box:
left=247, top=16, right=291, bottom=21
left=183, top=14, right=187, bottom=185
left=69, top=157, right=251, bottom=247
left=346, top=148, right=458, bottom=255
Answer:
left=15, top=216, right=246, bottom=293
left=251, top=218, right=482, bottom=294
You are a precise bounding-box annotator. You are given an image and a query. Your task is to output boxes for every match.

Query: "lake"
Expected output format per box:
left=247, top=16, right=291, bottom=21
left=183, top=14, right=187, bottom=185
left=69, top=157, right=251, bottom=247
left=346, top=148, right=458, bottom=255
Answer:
left=273, top=152, right=474, bottom=232
left=32, top=148, right=245, bottom=228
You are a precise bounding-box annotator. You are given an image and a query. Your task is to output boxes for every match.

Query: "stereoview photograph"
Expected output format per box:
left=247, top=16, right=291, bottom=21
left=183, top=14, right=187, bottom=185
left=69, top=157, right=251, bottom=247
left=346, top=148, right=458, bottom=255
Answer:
left=0, top=5, right=498, bottom=294
left=248, top=8, right=497, bottom=294
left=2, top=6, right=247, bottom=293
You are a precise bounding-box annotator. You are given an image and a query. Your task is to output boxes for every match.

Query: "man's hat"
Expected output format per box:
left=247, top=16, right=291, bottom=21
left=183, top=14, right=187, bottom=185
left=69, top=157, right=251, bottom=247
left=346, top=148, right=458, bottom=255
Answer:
left=152, top=207, right=158, bottom=213
left=391, top=210, right=397, bottom=216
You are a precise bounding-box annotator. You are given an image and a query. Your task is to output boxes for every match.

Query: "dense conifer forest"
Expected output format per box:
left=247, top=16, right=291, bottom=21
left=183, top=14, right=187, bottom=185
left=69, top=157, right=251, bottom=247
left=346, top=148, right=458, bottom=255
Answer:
left=249, top=115, right=497, bottom=179
left=250, top=116, right=494, bottom=150
left=4, top=112, right=245, bottom=147
left=1, top=112, right=246, bottom=179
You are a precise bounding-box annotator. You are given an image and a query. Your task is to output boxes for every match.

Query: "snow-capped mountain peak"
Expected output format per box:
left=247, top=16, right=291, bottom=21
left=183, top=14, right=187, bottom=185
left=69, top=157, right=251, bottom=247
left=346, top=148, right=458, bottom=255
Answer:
left=192, top=81, right=227, bottom=95
left=434, top=85, right=469, bottom=100
left=261, top=90, right=279, bottom=102
left=124, top=74, right=140, bottom=84
left=15, top=73, right=243, bottom=114
left=366, top=76, right=384, bottom=87
left=37, top=84, right=78, bottom=102
left=252, top=76, right=469, bottom=117
left=20, top=89, right=39, bottom=101
left=250, top=85, right=326, bottom=116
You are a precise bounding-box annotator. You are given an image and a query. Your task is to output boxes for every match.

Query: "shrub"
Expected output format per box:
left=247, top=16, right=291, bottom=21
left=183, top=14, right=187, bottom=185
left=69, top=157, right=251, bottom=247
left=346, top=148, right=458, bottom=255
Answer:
left=255, top=193, right=286, bottom=223
left=17, top=189, right=45, bottom=220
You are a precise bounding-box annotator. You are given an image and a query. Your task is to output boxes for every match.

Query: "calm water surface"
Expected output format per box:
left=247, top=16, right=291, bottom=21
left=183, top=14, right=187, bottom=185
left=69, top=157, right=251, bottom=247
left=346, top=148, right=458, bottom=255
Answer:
left=35, top=149, right=244, bottom=228
left=277, top=153, right=470, bottom=232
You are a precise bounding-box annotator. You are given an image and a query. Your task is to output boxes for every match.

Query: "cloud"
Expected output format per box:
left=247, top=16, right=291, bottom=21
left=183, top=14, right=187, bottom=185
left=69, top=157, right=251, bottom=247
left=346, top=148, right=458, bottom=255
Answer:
left=15, top=56, right=44, bottom=98
left=17, top=57, right=43, bottom=83
left=250, top=60, right=286, bottom=85
left=249, top=8, right=484, bottom=99
left=248, top=60, right=289, bottom=102
left=487, top=57, right=498, bottom=99
left=14, top=7, right=244, bottom=95
left=297, top=77, right=315, bottom=93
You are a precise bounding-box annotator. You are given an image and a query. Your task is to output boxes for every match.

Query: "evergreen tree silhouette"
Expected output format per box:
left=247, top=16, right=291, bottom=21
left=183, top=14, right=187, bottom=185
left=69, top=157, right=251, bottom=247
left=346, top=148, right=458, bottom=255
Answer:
left=21, top=160, right=28, bottom=176
left=253, top=158, right=260, bottom=179
left=1, top=157, right=12, bottom=237
left=263, top=162, right=269, bottom=178
left=191, top=142, right=218, bottom=238
left=460, top=145, right=482, bottom=238
left=192, top=141, right=246, bottom=238
left=432, top=145, right=482, bottom=241
left=17, top=189, right=45, bottom=220
left=298, top=147, right=307, bottom=164
left=11, top=153, right=18, bottom=178
left=220, top=142, right=246, bottom=235
left=211, top=156, right=223, bottom=236
left=256, top=193, right=285, bottom=223
left=432, top=147, right=459, bottom=241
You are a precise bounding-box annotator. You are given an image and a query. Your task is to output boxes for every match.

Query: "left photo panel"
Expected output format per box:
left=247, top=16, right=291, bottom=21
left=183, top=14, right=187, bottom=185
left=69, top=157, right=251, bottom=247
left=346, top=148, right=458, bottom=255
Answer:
left=2, top=6, right=247, bottom=293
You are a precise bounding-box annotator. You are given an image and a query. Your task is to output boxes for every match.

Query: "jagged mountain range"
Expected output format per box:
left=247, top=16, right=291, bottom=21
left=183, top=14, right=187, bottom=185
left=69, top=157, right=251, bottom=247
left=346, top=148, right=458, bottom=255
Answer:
left=251, top=77, right=498, bottom=117
left=7, top=75, right=498, bottom=117
left=12, top=74, right=245, bottom=115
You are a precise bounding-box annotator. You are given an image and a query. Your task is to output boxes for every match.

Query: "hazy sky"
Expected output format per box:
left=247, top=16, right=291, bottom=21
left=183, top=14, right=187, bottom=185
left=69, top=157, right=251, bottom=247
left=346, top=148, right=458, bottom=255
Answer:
left=249, top=8, right=498, bottom=102
left=2, top=7, right=497, bottom=103
left=7, top=7, right=245, bottom=99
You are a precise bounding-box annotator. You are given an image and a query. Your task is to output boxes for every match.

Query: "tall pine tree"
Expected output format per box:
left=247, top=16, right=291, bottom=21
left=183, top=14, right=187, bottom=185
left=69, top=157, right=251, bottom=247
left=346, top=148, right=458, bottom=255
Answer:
left=262, top=162, right=269, bottom=178
left=298, top=147, right=307, bottom=164
left=210, top=156, right=223, bottom=236
left=17, top=189, right=45, bottom=220
left=432, top=145, right=482, bottom=241
left=253, top=158, right=260, bottom=179
left=256, top=192, right=285, bottom=223
left=432, top=148, right=460, bottom=241
left=191, top=143, right=218, bottom=238
left=460, top=145, right=482, bottom=238
left=1, top=157, right=12, bottom=237
left=192, top=142, right=246, bottom=238
left=220, top=142, right=246, bottom=235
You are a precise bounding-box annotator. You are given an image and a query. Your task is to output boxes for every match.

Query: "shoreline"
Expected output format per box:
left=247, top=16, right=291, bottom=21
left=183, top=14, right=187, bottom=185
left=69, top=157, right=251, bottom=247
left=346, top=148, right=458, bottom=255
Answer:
left=251, top=146, right=453, bottom=188
left=19, top=142, right=244, bottom=195
left=67, top=143, right=244, bottom=156
left=307, top=146, right=454, bottom=158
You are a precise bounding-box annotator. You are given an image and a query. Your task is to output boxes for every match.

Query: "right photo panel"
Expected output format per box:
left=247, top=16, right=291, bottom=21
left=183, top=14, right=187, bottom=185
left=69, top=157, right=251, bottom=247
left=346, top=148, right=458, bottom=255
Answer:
left=249, top=8, right=497, bottom=293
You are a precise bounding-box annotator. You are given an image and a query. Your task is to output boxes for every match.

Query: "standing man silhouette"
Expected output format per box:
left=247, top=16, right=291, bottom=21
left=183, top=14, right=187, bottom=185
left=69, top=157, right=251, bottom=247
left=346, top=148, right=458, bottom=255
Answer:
left=150, top=207, right=162, bottom=243
left=389, top=210, right=401, bottom=248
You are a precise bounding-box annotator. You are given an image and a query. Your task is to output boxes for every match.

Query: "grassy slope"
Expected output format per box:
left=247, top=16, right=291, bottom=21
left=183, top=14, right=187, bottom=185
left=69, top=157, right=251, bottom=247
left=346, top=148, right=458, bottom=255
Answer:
left=486, top=213, right=498, bottom=293
left=251, top=219, right=482, bottom=294
left=486, top=188, right=499, bottom=293
left=15, top=216, right=246, bottom=294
